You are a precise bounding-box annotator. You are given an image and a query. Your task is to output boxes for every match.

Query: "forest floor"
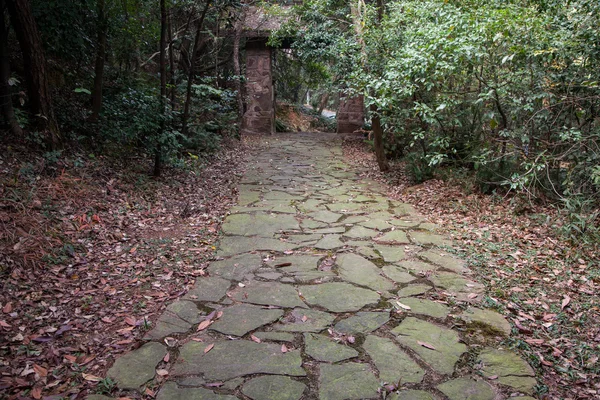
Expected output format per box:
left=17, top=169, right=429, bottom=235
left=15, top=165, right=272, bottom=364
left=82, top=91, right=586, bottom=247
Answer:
left=0, top=138, right=252, bottom=399
left=343, top=139, right=600, bottom=400
left=0, top=133, right=598, bottom=400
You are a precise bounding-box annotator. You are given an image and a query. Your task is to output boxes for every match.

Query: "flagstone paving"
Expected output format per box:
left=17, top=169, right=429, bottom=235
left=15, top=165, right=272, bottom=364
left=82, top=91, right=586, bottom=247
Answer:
left=102, top=133, right=537, bottom=399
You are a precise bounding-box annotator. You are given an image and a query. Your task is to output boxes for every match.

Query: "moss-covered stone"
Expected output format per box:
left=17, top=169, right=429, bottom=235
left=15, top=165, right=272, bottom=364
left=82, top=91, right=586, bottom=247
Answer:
left=107, top=342, right=167, bottom=390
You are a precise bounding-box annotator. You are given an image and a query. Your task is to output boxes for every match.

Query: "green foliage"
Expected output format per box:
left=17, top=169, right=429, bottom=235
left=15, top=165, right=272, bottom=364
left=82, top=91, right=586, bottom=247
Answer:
left=288, top=0, right=600, bottom=215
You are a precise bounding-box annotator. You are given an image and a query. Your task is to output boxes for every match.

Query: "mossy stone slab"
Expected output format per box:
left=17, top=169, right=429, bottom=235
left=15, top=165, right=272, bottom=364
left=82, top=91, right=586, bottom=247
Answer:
left=382, top=265, right=417, bottom=284
left=230, top=282, right=306, bottom=309
left=478, top=348, right=536, bottom=394
left=301, top=219, right=328, bottom=229
left=315, top=234, right=345, bottom=250
left=156, top=382, right=237, bottom=400
left=398, top=298, right=450, bottom=319
left=343, top=226, right=379, bottom=239
left=309, top=210, right=343, bottom=223
left=144, top=301, right=202, bottom=340
left=238, top=190, right=261, bottom=206
left=263, top=190, right=301, bottom=201
left=391, top=202, right=418, bottom=216
left=274, top=308, right=336, bottom=332
left=392, top=317, right=466, bottom=375
left=386, top=390, right=434, bottom=400
left=298, top=199, right=326, bottom=212
left=336, top=253, right=394, bottom=292
left=319, top=363, right=379, bottom=400
left=209, top=304, right=284, bottom=337
left=436, top=377, right=496, bottom=400
left=374, top=245, right=407, bottom=263
left=326, top=202, right=365, bottom=213
left=363, top=335, right=424, bottom=384
left=183, top=277, right=231, bottom=302
left=242, top=376, right=307, bottom=400
left=217, top=237, right=297, bottom=257
left=208, top=253, right=263, bottom=281
left=269, top=255, right=322, bottom=272
left=358, top=219, right=391, bottom=231
left=334, top=312, right=390, bottom=334
left=304, top=333, right=358, bottom=362
left=460, top=308, right=511, bottom=336
left=355, top=246, right=379, bottom=259
left=375, top=230, right=410, bottom=244
left=409, top=231, right=451, bottom=247
left=172, top=341, right=306, bottom=380
left=300, top=282, right=381, bottom=312
left=221, top=213, right=299, bottom=237
left=107, top=342, right=166, bottom=390
left=395, top=260, right=438, bottom=274
left=396, top=284, right=432, bottom=297
left=253, top=331, right=296, bottom=342
left=428, top=272, right=485, bottom=298
left=310, top=226, right=347, bottom=234
left=420, top=250, right=468, bottom=273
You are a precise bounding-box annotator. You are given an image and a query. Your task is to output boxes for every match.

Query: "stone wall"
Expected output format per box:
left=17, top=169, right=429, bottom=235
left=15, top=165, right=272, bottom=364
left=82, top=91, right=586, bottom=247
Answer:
left=242, top=40, right=274, bottom=135
left=336, top=94, right=364, bottom=134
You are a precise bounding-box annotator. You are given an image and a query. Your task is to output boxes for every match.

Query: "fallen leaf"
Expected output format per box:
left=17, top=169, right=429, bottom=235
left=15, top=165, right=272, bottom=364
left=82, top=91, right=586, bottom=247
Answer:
left=514, top=320, right=532, bottom=334
left=216, top=311, right=223, bottom=319
left=347, top=336, right=355, bottom=344
left=156, top=369, right=169, bottom=376
left=417, top=341, right=436, bottom=350
left=33, top=364, right=48, bottom=378
left=197, top=320, right=212, bottom=331
left=0, top=320, right=11, bottom=328
left=163, top=353, right=170, bottom=363
left=145, top=388, right=156, bottom=397
left=2, top=302, right=12, bottom=313
left=82, top=373, right=102, bottom=382
left=561, top=295, right=571, bottom=310
left=275, top=262, right=292, bottom=267
left=31, top=386, right=42, bottom=399
left=204, top=343, right=214, bottom=353
left=124, top=316, right=137, bottom=326
left=301, top=315, right=308, bottom=322
left=281, top=344, right=288, bottom=353
left=205, top=382, right=224, bottom=387
left=250, top=335, right=261, bottom=343
left=395, top=301, right=411, bottom=310
left=487, top=375, right=498, bottom=380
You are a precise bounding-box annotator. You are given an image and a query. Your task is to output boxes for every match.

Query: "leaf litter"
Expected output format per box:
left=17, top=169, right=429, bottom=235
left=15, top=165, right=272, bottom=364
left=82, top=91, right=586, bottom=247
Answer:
left=0, top=138, right=251, bottom=398
left=343, top=138, right=600, bottom=400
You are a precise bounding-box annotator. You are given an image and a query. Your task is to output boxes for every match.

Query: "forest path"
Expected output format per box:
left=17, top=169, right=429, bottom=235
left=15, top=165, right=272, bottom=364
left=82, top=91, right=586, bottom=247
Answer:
left=98, top=132, right=536, bottom=400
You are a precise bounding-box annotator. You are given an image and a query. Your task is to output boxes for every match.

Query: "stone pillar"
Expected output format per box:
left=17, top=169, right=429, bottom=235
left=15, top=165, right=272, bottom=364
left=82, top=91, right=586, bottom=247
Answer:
left=242, top=39, right=274, bottom=135
left=336, top=93, right=365, bottom=134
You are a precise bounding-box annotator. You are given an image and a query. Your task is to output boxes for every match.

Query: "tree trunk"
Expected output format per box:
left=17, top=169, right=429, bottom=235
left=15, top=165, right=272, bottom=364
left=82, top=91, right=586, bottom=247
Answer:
left=351, top=0, right=388, bottom=171
left=154, top=0, right=167, bottom=177
left=233, top=11, right=244, bottom=123
left=0, top=0, right=22, bottom=136
left=167, top=9, right=176, bottom=108
left=89, top=0, right=107, bottom=122
left=6, top=0, right=60, bottom=148
left=370, top=104, right=389, bottom=171
left=181, top=0, right=211, bottom=136
left=317, top=93, right=329, bottom=115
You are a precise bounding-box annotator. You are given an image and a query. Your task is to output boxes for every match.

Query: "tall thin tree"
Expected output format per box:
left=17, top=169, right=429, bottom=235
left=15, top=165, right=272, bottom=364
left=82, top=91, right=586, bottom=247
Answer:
left=181, top=0, right=211, bottom=136
left=154, top=0, right=168, bottom=176
left=6, top=0, right=60, bottom=148
left=0, top=0, right=22, bottom=136
left=89, top=0, right=108, bottom=122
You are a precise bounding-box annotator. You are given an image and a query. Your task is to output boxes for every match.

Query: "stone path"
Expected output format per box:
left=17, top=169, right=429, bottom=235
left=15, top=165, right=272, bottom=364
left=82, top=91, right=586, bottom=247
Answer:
left=97, top=133, right=538, bottom=400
